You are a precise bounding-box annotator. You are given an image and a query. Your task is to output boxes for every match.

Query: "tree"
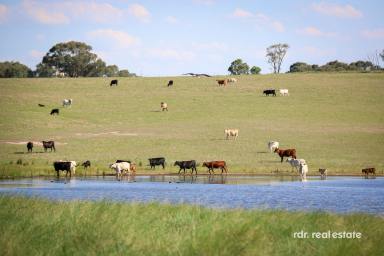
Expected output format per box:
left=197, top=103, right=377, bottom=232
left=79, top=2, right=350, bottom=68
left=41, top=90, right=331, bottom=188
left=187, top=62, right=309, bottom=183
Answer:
left=250, top=66, right=261, bottom=74
left=0, top=61, right=32, bottom=78
left=36, top=63, right=56, bottom=77
left=381, top=50, right=384, bottom=62
left=266, top=43, right=289, bottom=73
left=118, top=69, right=136, bottom=77
left=289, top=62, right=313, bottom=72
left=105, top=65, right=119, bottom=77
left=228, top=59, right=250, bottom=75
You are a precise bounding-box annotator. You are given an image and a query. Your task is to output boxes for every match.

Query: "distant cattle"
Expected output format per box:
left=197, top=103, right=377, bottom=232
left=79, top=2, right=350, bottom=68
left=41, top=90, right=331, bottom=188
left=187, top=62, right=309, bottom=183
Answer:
left=38, top=104, right=45, bottom=107
left=110, top=162, right=132, bottom=180
left=202, top=161, right=228, bottom=174
left=62, top=99, right=72, bottom=107
left=174, top=160, right=197, bottom=174
left=286, top=158, right=306, bottom=171
left=27, top=142, right=33, bottom=153
left=161, top=102, right=168, bottom=111
left=53, top=161, right=74, bottom=178
left=279, top=89, right=289, bottom=96
left=149, top=157, right=165, bottom=169
left=263, top=89, right=276, bottom=96
left=50, top=108, right=59, bottom=115
left=225, top=129, right=239, bottom=140
left=216, top=79, right=227, bottom=86
left=42, top=141, right=55, bottom=152
left=82, top=160, right=91, bottom=169
left=274, top=148, right=296, bottom=162
left=227, top=78, right=237, bottom=83
left=110, top=79, right=118, bottom=86
left=268, top=141, right=279, bottom=153
left=167, top=80, right=173, bottom=87
left=319, top=168, right=327, bottom=179
left=362, top=167, right=375, bottom=177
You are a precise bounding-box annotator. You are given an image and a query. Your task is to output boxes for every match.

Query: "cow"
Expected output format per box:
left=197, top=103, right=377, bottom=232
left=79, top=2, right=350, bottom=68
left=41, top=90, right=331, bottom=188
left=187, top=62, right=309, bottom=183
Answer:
left=225, top=129, right=239, bottom=140
left=174, top=160, right=197, bottom=175
left=42, top=141, right=55, bottom=152
left=202, top=161, right=228, bottom=174
left=216, top=79, right=227, bottom=86
left=27, top=142, right=33, bottom=153
left=148, top=157, right=165, bottom=169
left=110, top=79, right=118, bottom=86
left=274, top=148, right=296, bottom=162
left=299, top=162, right=308, bottom=181
left=319, top=168, right=327, bottom=179
left=279, top=89, right=289, bottom=96
left=53, top=161, right=73, bottom=178
left=161, top=102, right=168, bottom=111
left=110, top=162, right=131, bottom=180
left=38, top=104, right=45, bottom=107
left=50, top=108, right=59, bottom=115
left=268, top=141, right=279, bottom=153
left=70, top=161, right=77, bottom=175
left=116, top=160, right=136, bottom=172
left=263, top=89, right=276, bottom=96
left=286, top=158, right=306, bottom=172
left=62, top=99, right=72, bottom=107
left=82, top=160, right=91, bottom=169
left=227, top=78, right=237, bottom=83
left=362, top=167, right=376, bottom=178
left=167, top=80, right=173, bottom=87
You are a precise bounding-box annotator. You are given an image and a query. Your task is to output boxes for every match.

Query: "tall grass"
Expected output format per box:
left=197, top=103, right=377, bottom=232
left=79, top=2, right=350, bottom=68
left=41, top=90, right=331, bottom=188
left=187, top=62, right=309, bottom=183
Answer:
left=0, top=196, right=383, bottom=256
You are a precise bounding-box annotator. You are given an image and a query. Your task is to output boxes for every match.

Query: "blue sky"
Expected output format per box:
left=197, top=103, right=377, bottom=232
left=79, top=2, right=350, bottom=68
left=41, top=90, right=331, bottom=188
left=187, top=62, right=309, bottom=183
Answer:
left=0, top=0, right=383, bottom=76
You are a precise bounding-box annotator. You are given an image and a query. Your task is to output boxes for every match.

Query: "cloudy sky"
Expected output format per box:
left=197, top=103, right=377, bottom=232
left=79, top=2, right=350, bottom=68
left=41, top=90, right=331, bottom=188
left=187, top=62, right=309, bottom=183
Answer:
left=0, top=0, right=383, bottom=76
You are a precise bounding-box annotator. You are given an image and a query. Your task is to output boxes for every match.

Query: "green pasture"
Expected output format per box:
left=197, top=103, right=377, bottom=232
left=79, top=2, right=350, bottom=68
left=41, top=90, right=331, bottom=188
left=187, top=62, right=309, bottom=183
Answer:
left=0, top=196, right=383, bottom=256
left=0, top=73, right=383, bottom=176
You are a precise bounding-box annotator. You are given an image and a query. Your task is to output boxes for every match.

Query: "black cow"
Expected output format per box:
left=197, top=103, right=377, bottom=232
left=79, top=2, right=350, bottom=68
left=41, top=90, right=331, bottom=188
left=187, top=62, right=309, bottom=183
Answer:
left=174, top=160, right=197, bottom=174
left=38, top=104, right=45, bottom=107
left=53, top=161, right=72, bottom=177
left=110, top=79, right=118, bottom=86
left=263, top=89, right=276, bottom=96
left=116, top=160, right=131, bottom=163
left=42, top=141, right=55, bottom=152
left=50, top=108, right=59, bottom=115
left=82, top=160, right=91, bottom=169
left=27, top=142, right=33, bottom=153
left=167, top=80, right=173, bottom=87
left=148, top=157, right=165, bottom=169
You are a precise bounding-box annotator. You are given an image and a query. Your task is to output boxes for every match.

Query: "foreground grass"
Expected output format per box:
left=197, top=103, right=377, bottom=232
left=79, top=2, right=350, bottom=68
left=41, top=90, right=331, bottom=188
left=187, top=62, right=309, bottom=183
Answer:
left=0, top=73, right=383, bottom=176
left=0, top=196, right=383, bottom=256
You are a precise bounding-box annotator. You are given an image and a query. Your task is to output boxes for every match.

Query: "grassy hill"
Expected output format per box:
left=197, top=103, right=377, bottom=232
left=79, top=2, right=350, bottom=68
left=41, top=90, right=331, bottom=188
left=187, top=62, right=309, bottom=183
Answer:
left=0, top=73, right=383, bottom=176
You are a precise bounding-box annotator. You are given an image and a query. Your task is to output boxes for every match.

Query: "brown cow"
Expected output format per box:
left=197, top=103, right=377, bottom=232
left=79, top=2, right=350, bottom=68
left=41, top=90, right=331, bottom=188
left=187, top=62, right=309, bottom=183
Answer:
left=274, top=148, right=296, bottom=162
left=216, top=79, right=227, bottom=86
left=362, top=167, right=375, bottom=177
left=202, top=161, right=228, bottom=174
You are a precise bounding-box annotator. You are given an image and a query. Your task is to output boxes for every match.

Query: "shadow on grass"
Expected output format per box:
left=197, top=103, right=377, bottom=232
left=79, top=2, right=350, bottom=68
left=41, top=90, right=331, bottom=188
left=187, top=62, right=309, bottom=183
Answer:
left=13, top=151, right=46, bottom=154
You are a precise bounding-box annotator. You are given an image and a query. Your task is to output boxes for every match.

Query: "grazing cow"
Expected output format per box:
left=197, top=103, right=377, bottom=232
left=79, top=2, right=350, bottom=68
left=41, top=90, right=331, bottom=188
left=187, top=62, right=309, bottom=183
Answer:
left=27, top=142, right=33, bottom=153
left=42, top=141, right=55, bottom=152
left=227, top=78, right=237, bottom=83
left=174, top=160, right=197, bottom=174
left=299, top=162, right=308, bottom=180
left=110, top=79, right=118, bottom=86
left=161, top=102, right=168, bottom=111
left=216, top=79, right=227, bottom=86
left=274, top=148, right=296, bottom=162
left=82, top=160, right=91, bottom=169
left=202, top=161, right=228, bottom=174
left=362, top=167, right=376, bottom=177
left=268, top=141, right=279, bottom=152
left=62, top=99, right=72, bottom=107
left=319, top=168, right=327, bottom=179
left=110, top=162, right=131, bottom=180
left=116, top=160, right=136, bottom=172
left=263, top=89, right=276, bottom=96
left=38, top=104, right=45, bottom=107
left=167, top=80, right=173, bottom=87
left=279, top=89, right=289, bottom=96
left=225, top=129, right=239, bottom=140
left=148, top=157, right=165, bottom=169
left=50, top=108, right=59, bottom=115
left=53, top=161, right=72, bottom=178
left=286, top=158, right=306, bottom=171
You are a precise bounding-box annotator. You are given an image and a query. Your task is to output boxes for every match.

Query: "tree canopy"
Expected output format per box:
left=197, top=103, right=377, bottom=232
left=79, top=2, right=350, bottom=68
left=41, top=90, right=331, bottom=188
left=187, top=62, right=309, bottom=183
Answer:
left=228, top=59, right=250, bottom=75
left=266, top=43, right=289, bottom=74
left=289, top=60, right=379, bottom=72
left=0, top=61, right=32, bottom=78
left=250, top=66, right=261, bottom=75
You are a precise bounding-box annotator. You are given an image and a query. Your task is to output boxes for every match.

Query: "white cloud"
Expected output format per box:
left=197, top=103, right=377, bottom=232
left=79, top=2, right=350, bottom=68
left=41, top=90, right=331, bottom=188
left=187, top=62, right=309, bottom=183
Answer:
left=22, top=0, right=70, bottom=24
left=0, top=4, right=8, bottom=23
left=232, top=8, right=253, bottom=18
left=166, top=16, right=178, bottom=24
left=232, top=8, right=284, bottom=32
left=312, top=2, right=362, bottom=18
left=271, top=21, right=284, bottom=33
left=361, top=28, right=384, bottom=38
left=128, top=3, right=151, bottom=23
left=29, top=49, right=45, bottom=59
left=88, top=29, right=140, bottom=48
left=298, top=26, right=336, bottom=37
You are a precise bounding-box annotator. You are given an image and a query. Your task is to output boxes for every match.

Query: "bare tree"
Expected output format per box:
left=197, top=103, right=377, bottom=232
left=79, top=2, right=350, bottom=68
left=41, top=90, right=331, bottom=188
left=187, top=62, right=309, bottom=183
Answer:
left=266, top=43, right=289, bottom=73
left=367, top=50, right=381, bottom=69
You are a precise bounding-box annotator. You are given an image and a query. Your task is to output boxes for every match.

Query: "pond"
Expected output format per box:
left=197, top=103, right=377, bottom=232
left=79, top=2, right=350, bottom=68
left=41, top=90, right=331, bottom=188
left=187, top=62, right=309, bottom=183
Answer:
left=0, top=175, right=383, bottom=214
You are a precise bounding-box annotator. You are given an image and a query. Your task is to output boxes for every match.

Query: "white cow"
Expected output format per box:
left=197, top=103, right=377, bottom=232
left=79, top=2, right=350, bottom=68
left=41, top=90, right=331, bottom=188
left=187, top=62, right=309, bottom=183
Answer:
left=225, top=129, right=239, bottom=140
left=70, top=161, right=77, bottom=175
left=110, top=162, right=131, bottom=180
left=227, top=78, right=237, bottom=83
left=161, top=102, right=168, bottom=111
left=279, top=89, right=289, bottom=96
left=286, top=158, right=306, bottom=171
left=63, top=99, right=72, bottom=107
left=268, top=141, right=279, bottom=152
left=299, top=162, right=308, bottom=181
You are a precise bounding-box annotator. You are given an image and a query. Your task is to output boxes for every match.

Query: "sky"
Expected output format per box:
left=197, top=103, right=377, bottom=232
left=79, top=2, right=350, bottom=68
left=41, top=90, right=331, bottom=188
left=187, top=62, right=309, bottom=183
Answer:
left=0, top=0, right=383, bottom=76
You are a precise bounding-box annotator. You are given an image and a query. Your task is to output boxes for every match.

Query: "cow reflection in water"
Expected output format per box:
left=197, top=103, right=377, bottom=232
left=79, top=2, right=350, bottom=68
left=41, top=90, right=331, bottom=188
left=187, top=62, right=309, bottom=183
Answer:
left=208, top=175, right=227, bottom=184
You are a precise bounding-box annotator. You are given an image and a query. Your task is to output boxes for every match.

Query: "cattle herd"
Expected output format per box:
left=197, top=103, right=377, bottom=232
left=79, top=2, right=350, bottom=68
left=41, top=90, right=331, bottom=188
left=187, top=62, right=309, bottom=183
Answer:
left=26, top=78, right=376, bottom=180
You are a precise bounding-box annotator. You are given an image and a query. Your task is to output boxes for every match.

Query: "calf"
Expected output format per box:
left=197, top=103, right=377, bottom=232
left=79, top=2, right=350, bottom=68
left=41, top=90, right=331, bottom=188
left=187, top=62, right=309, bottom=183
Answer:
left=263, top=89, right=276, bottom=96
left=82, top=160, right=91, bottom=169
left=274, top=148, right=296, bottom=162
left=167, top=80, right=173, bottom=87
left=42, top=141, right=55, bottom=152
left=27, top=142, right=33, bottom=153
left=319, top=168, right=327, bottom=179
left=202, top=161, right=228, bottom=174
left=216, top=79, right=227, bottom=86
left=148, top=157, right=165, bottom=169
left=50, top=108, right=59, bottom=115
left=110, top=79, right=118, bottom=86
left=362, top=167, right=375, bottom=177
left=174, top=160, right=197, bottom=174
